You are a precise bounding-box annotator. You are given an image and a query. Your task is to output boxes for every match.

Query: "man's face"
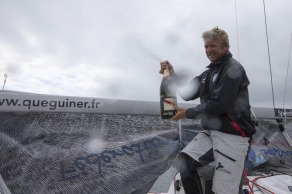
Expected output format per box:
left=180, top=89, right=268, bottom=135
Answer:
left=204, top=38, right=228, bottom=63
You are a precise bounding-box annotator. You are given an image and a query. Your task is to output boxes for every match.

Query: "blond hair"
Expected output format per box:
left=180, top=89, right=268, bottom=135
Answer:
left=202, top=27, right=230, bottom=48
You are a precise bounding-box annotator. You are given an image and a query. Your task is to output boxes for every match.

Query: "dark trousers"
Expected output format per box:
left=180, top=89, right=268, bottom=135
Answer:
left=176, top=152, right=204, bottom=194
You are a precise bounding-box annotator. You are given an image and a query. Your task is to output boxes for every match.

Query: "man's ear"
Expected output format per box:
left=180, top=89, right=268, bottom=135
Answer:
left=223, top=44, right=229, bottom=51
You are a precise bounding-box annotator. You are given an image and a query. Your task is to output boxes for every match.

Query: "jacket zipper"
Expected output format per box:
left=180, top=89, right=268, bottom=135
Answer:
left=215, top=149, right=236, bottom=162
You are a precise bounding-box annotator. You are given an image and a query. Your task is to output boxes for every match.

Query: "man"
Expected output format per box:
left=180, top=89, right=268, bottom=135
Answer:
left=160, top=27, right=255, bottom=194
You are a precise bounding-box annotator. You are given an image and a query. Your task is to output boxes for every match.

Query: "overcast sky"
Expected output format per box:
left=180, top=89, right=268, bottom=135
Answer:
left=1, top=0, right=292, bottom=109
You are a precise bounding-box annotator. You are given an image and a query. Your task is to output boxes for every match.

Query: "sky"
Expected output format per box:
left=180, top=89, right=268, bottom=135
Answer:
left=0, top=0, right=292, bottom=109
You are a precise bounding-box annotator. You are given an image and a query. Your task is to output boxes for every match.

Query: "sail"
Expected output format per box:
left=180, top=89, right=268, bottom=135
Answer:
left=247, top=119, right=292, bottom=170
left=1, top=91, right=292, bottom=193
left=0, top=91, right=182, bottom=194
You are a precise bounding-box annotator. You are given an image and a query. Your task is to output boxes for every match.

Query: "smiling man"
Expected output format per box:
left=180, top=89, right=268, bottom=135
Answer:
left=160, top=27, right=256, bottom=194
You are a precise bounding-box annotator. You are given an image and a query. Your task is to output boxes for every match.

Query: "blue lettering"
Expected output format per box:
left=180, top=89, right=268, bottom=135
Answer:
left=259, top=148, right=292, bottom=157
left=111, top=149, right=124, bottom=158
left=74, top=157, right=89, bottom=175
left=101, top=151, right=113, bottom=163
left=131, top=143, right=147, bottom=163
left=60, top=160, right=80, bottom=181
left=59, top=137, right=167, bottom=181
left=122, top=145, right=134, bottom=156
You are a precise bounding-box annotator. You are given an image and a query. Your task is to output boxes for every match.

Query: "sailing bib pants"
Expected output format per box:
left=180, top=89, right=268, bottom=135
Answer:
left=177, top=130, right=250, bottom=194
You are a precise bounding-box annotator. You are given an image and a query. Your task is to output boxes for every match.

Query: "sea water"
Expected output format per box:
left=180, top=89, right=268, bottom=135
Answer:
left=150, top=167, right=177, bottom=193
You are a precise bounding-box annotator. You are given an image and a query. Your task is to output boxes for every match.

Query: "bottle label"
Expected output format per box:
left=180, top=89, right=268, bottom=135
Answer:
left=163, top=98, right=176, bottom=110
left=162, top=111, right=176, bottom=117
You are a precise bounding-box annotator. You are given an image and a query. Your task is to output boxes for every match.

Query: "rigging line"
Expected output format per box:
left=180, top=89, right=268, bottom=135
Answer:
left=268, top=168, right=292, bottom=176
left=262, top=0, right=275, bottom=109
left=262, top=140, right=292, bottom=169
left=283, top=33, right=292, bottom=110
left=257, top=122, right=292, bottom=151
left=265, top=140, right=292, bottom=168
left=234, top=0, right=240, bottom=62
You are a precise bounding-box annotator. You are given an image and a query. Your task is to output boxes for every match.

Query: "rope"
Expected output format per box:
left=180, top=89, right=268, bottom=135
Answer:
left=277, top=33, right=292, bottom=153
left=283, top=33, right=292, bottom=108
left=243, top=170, right=275, bottom=194
left=234, top=0, right=241, bottom=62
left=245, top=175, right=276, bottom=194
left=262, top=0, right=275, bottom=109
left=257, top=122, right=292, bottom=168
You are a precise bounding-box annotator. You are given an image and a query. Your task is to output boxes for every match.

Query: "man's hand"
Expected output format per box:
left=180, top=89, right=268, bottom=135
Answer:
left=160, top=60, right=175, bottom=75
left=172, top=106, right=187, bottom=121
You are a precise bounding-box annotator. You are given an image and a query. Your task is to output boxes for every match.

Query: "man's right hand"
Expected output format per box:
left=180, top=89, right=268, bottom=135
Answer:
left=172, top=106, right=186, bottom=121
left=159, top=60, right=175, bottom=75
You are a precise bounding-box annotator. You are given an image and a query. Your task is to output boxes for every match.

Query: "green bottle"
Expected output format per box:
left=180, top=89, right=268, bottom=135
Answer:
left=160, top=66, right=177, bottom=119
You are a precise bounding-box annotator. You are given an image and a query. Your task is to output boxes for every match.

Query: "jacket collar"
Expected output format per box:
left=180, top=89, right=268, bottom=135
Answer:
left=206, top=51, right=232, bottom=69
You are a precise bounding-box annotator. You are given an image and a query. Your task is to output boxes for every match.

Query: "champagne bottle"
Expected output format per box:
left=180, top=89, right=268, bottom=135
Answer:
left=160, top=66, right=177, bottom=119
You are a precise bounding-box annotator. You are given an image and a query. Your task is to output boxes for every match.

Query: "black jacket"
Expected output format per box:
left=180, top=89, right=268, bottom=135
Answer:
left=180, top=52, right=256, bottom=137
